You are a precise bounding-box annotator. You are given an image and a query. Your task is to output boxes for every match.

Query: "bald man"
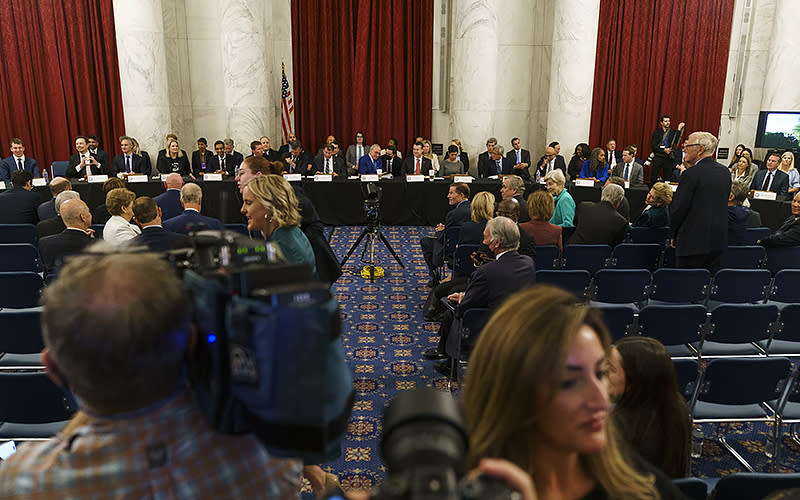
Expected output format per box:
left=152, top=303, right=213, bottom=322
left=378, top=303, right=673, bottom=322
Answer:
left=36, top=190, right=81, bottom=239
left=37, top=177, right=72, bottom=221
left=153, top=173, right=185, bottom=220
left=37, top=198, right=95, bottom=276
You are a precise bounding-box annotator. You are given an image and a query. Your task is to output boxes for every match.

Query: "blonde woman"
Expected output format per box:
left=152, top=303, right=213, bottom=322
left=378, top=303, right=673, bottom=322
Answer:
left=730, top=154, right=757, bottom=186
left=780, top=151, right=799, bottom=194
left=103, top=188, right=141, bottom=245
left=633, top=182, right=672, bottom=227
left=422, top=139, right=440, bottom=174
left=464, top=285, right=683, bottom=500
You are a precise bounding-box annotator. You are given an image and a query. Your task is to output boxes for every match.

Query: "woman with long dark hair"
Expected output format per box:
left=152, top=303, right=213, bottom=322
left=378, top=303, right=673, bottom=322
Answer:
left=568, top=142, right=590, bottom=181
left=579, top=147, right=609, bottom=182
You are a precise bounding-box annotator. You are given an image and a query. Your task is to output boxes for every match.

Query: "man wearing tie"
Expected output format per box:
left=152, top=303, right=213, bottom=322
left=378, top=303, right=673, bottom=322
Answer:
left=750, top=152, right=789, bottom=197
left=310, top=144, right=345, bottom=176
left=0, top=138, right=40, bottom=182
left=66, top=136, right=110, bottom=178
left=208, top=140, right=235, bottom=175
left=281, top=140, right=312, bottom=174
left=507, top=137, right=531, bottom=180
left=758, top=192, right=800, bottom=247
left=402, top=141, right=432, bottom=175
left=605, top=139, right=622, bottom=172
left=480, top=145, right=513, bottom=177
left=612, top=147, right=644, bottom=186
left=650, top=115, right=685, bottom=185
left=357, top=144, right=383, bottom=174
left=346, top=131, right=367, bottom=171
left=112, top=136, right=150, bottom=176
left=379, top=145, right=402, bottom=176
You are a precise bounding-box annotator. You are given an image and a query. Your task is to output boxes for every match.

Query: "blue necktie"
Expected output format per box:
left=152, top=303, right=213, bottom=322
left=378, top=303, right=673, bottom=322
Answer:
left=496, top=160, right=501, bottom=175
left=624, top=163, right=629, bottom=181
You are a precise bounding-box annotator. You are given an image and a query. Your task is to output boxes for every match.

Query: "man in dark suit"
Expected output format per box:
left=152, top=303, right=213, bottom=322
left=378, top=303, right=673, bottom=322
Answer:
left=310, top=144, right=346, bottom=176
left=37, top=198, right=95, bottom=276
left=548, top=141, right=567, bottom=172
left=37, top=190, right=81, bottom=239
left=153, top=173, right=184, bottom=221
left=37, top=177, right=72, bottom=221
left=610, top=146, right=644, bottom=186
left=112, top=136, right=151, bottom=176
left=535, top=146, right=563, bottom=180
left=87, top=135, right=111, bottom=172
left=67, top=136, right=110, bottom=178
left=379, top=145, right=403, bottom=176
left=162, top=183, right=222, bottom=234
left=728, top=180, right=762, bottom=245
left=0, top=170, right=41, bottom=224
left=207, top=140, right=236, bottom=175
left=282, top=140, right=312, bottom=174
left=670, top=131, right=731, bottom=271
left=224, top=138, right=244, bottom=168
left=479, top=145, right=514, bottom=177
left=569, top=184, right=629, bottom=247
left=650, top=115, right=685, bottom=185
left=129, top=196, right=189, bottom=252
left=425, top=216, right=536, bottom=373
left=420, top=183, right=471, bottom=286
left=507, top=137, right=531, bottom=180
left=402, top=141, right=432, bottom=175
left=605, top=139, right=623, bottom=172
left=0, top=138, right=40, bottom=182
left=278, top=132, right=296, bottom=157
left=190, top=137, right=213, bottom=175
left=476, top=137, right=497, bottom=178
left=750, top=152, right=789, bottom=197
left=758, top=192, right=800, bottom=247
left=500, top=175, right=530, bottom=223
left=258, top=136, right=278, bottom=161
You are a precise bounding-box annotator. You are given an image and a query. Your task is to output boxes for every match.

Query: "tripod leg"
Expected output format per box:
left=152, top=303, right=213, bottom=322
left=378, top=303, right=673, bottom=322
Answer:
left=377, top=230, right=405, bottom=268
left=340, top=228, right=370, bottom=266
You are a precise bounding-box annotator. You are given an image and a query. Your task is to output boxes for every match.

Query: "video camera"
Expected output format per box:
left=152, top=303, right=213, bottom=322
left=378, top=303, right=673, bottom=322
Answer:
left=169, top=228, right=353, bottom=464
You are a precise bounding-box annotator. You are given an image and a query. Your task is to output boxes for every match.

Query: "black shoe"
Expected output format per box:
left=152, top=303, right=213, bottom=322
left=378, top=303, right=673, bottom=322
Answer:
left=434, top=359, right=453, bottom=376
left=423, top=348, right=447, bottom=360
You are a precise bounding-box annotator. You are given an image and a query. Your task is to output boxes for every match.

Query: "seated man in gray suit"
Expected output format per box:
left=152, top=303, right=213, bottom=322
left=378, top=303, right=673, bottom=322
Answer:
left=611, top=146, right=644, bottom=186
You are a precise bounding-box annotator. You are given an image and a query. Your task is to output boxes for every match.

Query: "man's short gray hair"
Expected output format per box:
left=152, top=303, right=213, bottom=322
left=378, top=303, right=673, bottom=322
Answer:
left=504, top=175, right=525, bottom=196
left=692, top=131, right=719, bottom=155
left=180, top=182, right=203, bottom=204
left=223, top=138, right=234, bottom=146
left=494, top=145, right=505, bottom=157
left=55, top=190, right=80, bottom=214
left=601, top=183, right=625, bottom=205
left=730, top=180, right=750, bottom=205
left=486, top=216, right=520, bottom=251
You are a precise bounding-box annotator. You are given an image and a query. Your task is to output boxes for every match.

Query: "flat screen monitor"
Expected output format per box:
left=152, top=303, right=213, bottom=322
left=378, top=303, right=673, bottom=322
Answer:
left=755, top=111, right=800, bottom=149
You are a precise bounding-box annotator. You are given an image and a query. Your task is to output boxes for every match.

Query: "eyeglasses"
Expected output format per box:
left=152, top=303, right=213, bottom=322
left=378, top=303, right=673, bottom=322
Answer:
left=684, top=143, right=703, bottom=149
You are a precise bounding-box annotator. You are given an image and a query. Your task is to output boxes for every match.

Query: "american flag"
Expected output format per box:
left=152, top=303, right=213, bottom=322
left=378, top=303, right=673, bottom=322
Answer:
left=281, top=62, right=294, bottom=144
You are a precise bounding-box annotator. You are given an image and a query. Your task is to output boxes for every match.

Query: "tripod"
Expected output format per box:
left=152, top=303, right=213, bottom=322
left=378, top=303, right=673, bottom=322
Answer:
left=340, top=202, right=404, bottom=281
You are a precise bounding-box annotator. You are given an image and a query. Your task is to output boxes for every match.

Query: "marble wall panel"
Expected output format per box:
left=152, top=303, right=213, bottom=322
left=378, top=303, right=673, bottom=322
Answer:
left=495, top=45, right=533, bottom=111
left=497, top=0, right=535, bottom=46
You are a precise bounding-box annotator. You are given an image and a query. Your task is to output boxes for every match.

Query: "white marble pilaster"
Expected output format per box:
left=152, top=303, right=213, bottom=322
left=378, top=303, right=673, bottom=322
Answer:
left=546, top=0, right=600, bottom=155
left=113, top=0, right=171, bottom=157
left=761, top=0, right=800, bottom=111
left=449, top=0, right=500, bottom=173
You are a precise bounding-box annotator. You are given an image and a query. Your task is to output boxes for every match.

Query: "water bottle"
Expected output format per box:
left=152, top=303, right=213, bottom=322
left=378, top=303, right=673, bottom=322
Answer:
left=765, top=429, right=776, bottom=458
left=42, top=169, right=49, bottom=184
left=691, top=424, right=703, bottom=458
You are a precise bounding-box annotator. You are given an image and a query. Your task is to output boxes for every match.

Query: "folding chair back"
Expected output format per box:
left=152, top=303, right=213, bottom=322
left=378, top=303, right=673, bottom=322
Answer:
left=535, top=270, right=591, bottom=300
left=650, top=268, right=710, bottom=303
left=609, top=243, right=662, bottom=270
left=693, top=357, right=791, bottom=407
left=456, top=307, right=491, bottom=361
left=708, top=269, right=771, bottom=305
left=595, top=303, right=635, bottom=341
left=712, top=472, right=800, bottom=500
left=0, top=243, right=39, bottom=272
left=0, top=308, right=44, bottom=368
left=593, top=269, right=650, bottom=304
left=51, top=161, right=68, bottom=178
left=628, top=226, right=670, bottom=245
left=0, top=372, right=75, bottom=439
left=703, top=304, right=778, bottom=355
left=534, top=245, right=560, bottom=270
left=638, top=304, right=707, bottom=357
left=769, top=269, right=800, bottom=304
left=742, top=227, right=772, bottom=246
left=673, top=358, right=700, bottom=401
left=0, top=224, right=36, bottom=245
left=762, top=304, right=800, bottom=355
left=0, top=272, right=43, bottom=309
left=672, top=477, right=707, bottom=500
left=453, top=244, right=479, bottom=278
left=766, top=247, right=800, bottom=275
left=719, top=245, right=767, bottom=269
left=562, top=244, right=611, bottom=275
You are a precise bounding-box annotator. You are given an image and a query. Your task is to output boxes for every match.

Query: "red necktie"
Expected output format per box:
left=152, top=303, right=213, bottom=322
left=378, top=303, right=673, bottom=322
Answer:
left=415, top=158, right=420, bottom=174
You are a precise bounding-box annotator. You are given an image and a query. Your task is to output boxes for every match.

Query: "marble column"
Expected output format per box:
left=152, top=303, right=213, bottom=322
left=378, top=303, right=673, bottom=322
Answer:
left=449, top=0, right=500, bottom=175
left=220, top=0, right=272, bottom=149
left=761, top=0, right=800, bottom=110
left=113, top=0, right=172, bottom=157
left=546, top=0, right=600, bottom=153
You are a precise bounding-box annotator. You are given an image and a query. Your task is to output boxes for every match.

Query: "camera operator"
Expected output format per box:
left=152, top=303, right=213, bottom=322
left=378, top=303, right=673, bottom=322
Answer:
left=0, top=252, right=303, bottom=498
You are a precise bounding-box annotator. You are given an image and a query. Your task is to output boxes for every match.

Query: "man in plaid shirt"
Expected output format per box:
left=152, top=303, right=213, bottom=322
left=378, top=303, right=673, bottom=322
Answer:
left=0, top=252, right=302, bottom=499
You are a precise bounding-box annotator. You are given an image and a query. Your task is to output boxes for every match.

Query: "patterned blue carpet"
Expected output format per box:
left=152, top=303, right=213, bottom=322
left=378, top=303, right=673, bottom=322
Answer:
left=310, top=226, right=800, bottom=493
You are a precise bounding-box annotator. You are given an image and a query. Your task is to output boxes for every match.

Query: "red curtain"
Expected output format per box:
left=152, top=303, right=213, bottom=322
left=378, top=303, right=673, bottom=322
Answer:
left=0, top=0, right=125, bottom=175
left=291, top=0, right=433, bottom=154
left=589, top=0, right=735, bottom=161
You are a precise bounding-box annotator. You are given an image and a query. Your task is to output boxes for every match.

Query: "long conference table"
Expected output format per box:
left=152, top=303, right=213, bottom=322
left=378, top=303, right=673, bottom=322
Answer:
left=25, top=177, right=793, bottom=231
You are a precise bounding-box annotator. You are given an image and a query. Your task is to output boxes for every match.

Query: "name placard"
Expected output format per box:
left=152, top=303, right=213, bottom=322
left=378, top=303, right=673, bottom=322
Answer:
left=624, top=181, right=630, bottom=189
left=204, top=173, right=223, bottom=181
left=0, top=181, right=6, bottom=190
left=753, top=190, right=777, bottom=200
left=313, top=174, right=333, bottom=182
left=406, top=174, right=425, bottom=183
left=283, top=173, right=302, bottom=182
left=32, top=178, right=47, bottom=187
left=88, top=175, right=109, bottom=183
left=574, top=179, right=595, bottom=187
left=127, top=174, right=148, bottom=183
left=160, top=174, right=170, bottom=181
left=453, top=175, right=473, bottom=184
left=360, top=174, right=379, bottom=182
left=668, top=183, right=679, bottom=192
